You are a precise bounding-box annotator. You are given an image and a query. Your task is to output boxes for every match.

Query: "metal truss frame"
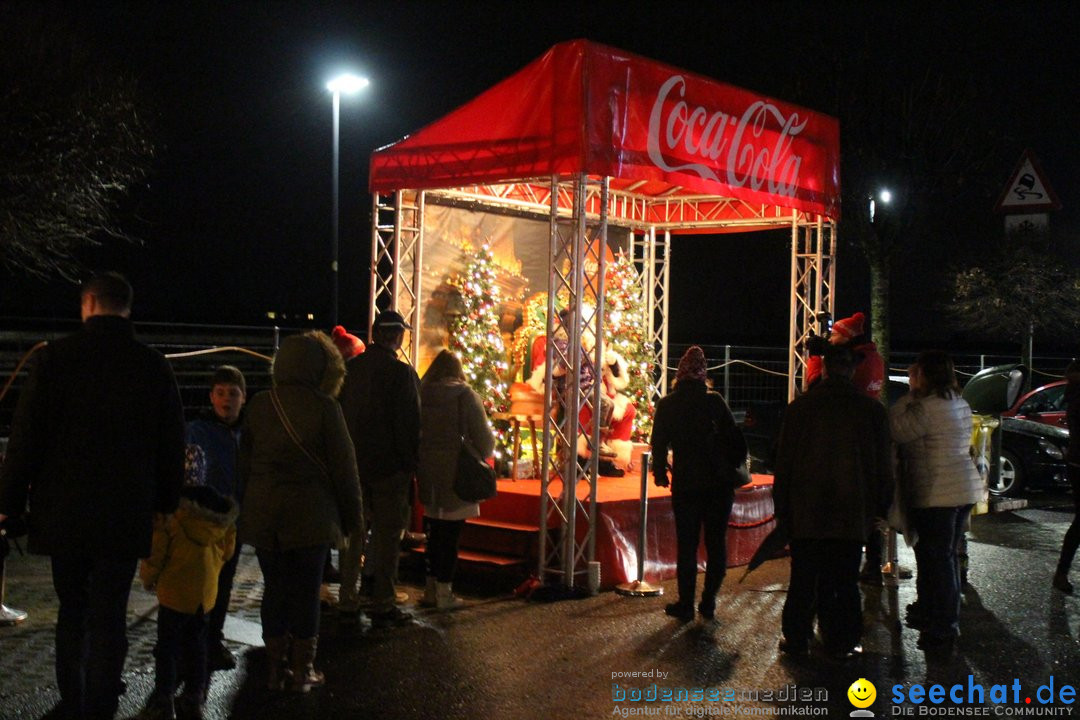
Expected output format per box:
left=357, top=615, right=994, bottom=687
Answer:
left=369, top=190, right=425, bottom=364
left=787, top=215, right=836, bottom=400
left=369, top=178, right=835, bottom=588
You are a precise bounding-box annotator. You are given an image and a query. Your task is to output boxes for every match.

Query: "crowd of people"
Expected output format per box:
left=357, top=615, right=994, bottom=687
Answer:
left=0, top=274, right=490, bottom=719
left=0, top=276, right=1077, bottom=717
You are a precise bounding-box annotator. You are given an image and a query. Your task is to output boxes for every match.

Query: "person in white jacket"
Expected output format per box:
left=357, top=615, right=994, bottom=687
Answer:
left=889, top=350, right=983, bottom=654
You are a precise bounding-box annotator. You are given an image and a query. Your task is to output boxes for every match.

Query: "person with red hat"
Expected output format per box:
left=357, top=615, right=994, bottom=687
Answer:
left=331, top=325, right=365, bottom=360
left=324, top=326, right=365, bottom=610
left=804, top=311, right=884, bottom=400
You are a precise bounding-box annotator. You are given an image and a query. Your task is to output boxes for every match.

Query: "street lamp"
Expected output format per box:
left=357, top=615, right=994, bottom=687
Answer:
left=326, top=73, right=369, bottom=326
left=869, top=188, right=891, bottom=223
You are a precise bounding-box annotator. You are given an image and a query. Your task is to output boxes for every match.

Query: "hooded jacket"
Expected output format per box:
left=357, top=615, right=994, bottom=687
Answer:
left=417, top=378, right=496, bottom=520
left=140, top=486, right=238, bottom=614
left=238, top=333, right=362, bottom=550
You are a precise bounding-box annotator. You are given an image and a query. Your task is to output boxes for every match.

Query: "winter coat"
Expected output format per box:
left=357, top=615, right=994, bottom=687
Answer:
left=186, top=409, right=243, bottom=500
left=773, top=377, right=893, bottom=542
left=0, top=315, right=186, bottom=558
left=238, top=334, right=362, bottom=551
left=650, top=379, right=747, bottom=494
left=417, top=378, right=496, bottom=520
left=339, top=344, right=421, bottom=481
left=140, top=488, right=237, bottom=614
left=889, top=392, right=984, bottom=509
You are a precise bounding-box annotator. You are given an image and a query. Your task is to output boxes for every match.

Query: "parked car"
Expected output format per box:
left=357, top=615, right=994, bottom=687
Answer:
left=963, top=364, right=1070, bottom=496
left=1002, top=380, right=1067, bottom=429
left=742, top=365, right=1069, bottom=497
left=993, top=416, right=1069, bottom=496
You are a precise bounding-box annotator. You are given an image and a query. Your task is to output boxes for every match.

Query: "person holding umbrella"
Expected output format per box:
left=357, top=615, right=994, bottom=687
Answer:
left=651, top=346, right=747, bottom=622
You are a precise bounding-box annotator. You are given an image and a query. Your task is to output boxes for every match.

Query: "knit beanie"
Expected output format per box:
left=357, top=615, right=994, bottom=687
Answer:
left=331, top=325, right=365, bottom=360
left=831, top=312, right=866, bottom=343
left=675, top=345, right=708, bottom=385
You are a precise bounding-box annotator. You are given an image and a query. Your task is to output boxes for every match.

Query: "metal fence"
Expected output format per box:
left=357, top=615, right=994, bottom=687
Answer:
left=667, top=343, right=1074, bottom=413
left=0, top=319, right=289, bottom=436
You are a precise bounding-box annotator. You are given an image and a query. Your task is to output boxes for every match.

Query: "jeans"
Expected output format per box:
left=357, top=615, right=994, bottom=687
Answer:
left=1057, top=464, right=1080, bottom=574
left=425, top=518, right=464, bottom=583
left=50, top=554, right=139, bottom=718
left=909, top=504, right=972, bottom=639
left=153, top=606, right=207, bottom=699
left=256, top=545, right=327, bottom=640
left=206, top=549, right=240, bottom=645
left=365, top=472, right=412, bottom=612
left=671, top=485, right=735, bottom=607
left=782, top=538, right=863, bottom=651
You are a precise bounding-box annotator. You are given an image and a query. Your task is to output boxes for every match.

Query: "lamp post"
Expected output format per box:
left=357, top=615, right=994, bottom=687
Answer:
left=326, top=73, right=369, bottom=327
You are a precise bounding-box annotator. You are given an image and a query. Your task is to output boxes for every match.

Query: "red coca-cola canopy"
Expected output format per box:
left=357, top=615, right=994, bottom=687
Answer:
left=371, top=40, right=841, bottom=220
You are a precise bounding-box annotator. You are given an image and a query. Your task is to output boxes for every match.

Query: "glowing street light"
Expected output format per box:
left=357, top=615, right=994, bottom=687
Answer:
left=869, top=189, right=892, bottom=223
left=326, top=73, right=369, bottom=326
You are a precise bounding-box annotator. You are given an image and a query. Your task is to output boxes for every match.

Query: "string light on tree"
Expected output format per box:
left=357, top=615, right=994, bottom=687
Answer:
left=604, top=250, right=656, bottom=440
left=448, top=243, right=511, bottom=460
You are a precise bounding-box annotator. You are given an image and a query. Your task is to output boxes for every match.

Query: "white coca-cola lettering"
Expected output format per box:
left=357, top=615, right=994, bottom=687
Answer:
left=647, top=75, right=808, bottom=198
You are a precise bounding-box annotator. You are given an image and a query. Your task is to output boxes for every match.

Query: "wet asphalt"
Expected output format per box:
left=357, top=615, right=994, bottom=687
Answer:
left=1, top=495, right=1078, bottom=720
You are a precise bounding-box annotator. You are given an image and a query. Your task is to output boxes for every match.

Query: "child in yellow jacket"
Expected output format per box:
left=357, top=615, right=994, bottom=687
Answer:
left=140, top=484, right=237, bottom=720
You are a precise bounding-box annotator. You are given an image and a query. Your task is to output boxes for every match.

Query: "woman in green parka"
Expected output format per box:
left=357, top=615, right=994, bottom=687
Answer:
left=238, top=331, right=361, bottom=693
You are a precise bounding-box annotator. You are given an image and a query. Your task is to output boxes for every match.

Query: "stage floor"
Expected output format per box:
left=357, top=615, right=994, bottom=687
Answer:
left=478, top=473, right=777, bottom=589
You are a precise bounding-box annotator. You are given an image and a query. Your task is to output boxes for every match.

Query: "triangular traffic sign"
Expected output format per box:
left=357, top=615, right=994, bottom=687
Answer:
left=995, top=149, right=1061, bottom=213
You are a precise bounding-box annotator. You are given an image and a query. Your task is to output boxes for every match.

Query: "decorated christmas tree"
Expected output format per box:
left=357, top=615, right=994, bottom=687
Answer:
left=603, top=250, right=656, bottom=440
left=448, top=243, right=511, bottom=460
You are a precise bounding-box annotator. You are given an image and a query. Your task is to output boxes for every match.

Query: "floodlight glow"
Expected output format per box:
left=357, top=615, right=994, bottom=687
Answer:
left=879, top=189, right=892, bottom=203
left=326, top=74, right=369, bottom=94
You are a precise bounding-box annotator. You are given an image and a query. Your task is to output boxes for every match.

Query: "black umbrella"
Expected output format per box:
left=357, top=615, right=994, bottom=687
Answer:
left=738, top=519, right=789, bottom=583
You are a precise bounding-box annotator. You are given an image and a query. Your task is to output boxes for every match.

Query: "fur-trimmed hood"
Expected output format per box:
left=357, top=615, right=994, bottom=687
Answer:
left=272, top=331, right=346, bottom=397
left=175, top=486, right=238, bottom=547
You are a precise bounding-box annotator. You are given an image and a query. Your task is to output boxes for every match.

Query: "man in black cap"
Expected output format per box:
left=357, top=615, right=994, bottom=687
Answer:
left=338, top=310, right=421, bottom=627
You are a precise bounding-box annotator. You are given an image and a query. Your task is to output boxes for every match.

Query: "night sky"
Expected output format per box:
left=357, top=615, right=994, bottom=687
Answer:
left=3, top=1, right=1078, bottom=350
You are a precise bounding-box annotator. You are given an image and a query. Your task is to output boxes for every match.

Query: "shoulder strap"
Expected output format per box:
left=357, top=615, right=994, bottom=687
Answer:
left=270, top=388, right=329, bottom=476
left=458, top=391, right=477, bottom=450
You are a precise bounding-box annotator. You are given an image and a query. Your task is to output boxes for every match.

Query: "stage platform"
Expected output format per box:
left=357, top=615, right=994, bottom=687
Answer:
left=472, top=472, right=778, bottom=590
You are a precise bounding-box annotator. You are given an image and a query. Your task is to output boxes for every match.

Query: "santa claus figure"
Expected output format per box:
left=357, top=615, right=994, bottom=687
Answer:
left=525, top=307, right=636, bottom=471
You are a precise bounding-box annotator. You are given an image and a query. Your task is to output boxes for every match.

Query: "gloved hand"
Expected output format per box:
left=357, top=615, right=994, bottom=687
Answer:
left=653, top=472, right=669, bottom=488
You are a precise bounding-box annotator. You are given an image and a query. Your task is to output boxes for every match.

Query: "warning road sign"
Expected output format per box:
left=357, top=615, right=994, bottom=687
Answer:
left=995, top=149, right=1061, bottom=213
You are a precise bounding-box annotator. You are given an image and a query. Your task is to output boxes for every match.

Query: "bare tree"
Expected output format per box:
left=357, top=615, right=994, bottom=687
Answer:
left=950, top=226, right=1080, bottom=377
left=0, top=5, right=155, bottom=280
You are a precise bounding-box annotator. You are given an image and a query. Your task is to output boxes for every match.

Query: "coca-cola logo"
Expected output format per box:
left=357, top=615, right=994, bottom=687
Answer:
left=647, top=75, right=808, bottom=199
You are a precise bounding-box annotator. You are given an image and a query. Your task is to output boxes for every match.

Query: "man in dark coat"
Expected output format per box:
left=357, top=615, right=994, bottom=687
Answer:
left=338, top=310, right=421, bottom=628
left=652, top=346, right=747, bottom=622
left=0, top=272, right=186, bottom=719
left=772, top=346, right=892, bottom=659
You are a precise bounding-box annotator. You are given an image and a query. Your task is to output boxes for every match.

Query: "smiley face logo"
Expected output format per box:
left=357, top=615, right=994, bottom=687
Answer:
left=847, top=678, right=876, bottom=708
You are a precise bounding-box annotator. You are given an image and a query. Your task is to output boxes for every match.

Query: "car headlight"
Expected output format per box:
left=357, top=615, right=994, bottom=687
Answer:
left=1038, top=438, right=1065, bottom=460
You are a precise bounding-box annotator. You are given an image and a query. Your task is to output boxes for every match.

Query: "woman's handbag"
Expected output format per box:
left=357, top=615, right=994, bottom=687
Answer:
left=453, top=394, right=497, bottom=503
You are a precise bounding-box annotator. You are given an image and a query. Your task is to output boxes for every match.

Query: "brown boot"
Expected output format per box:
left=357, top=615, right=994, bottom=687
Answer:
left=287, top=636, right=326, bottom=693
left=263, top=635, right=292, bottom=692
